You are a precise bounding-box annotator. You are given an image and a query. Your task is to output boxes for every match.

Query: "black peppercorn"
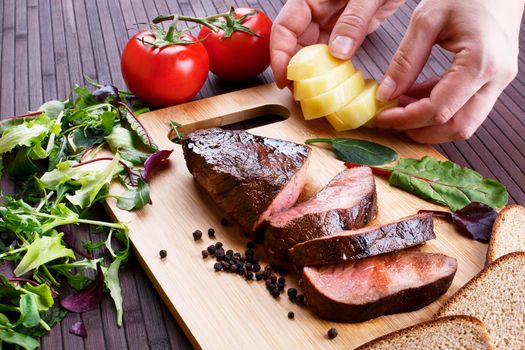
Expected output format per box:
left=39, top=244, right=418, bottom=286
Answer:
left=159, top=250, right=167, bottom=259
left=230, top=264, right=238, bottom=272
left=327, top=328, right=337, bottom=340
left=213, top=262, right=222, bottom=271
left=215, top=241, right=223, bottom=249
left=226, top=249, right=234, bottom=256
left=245, top=263, right=253, bottom=271
left=270, top=275, right=277, bottom=283
left=255, top=271, right=263, bottom=281
left=201, top=250, right=209, bottom=259
left=253, top=264, right=261, bottom=272
left=296, top=294, right=305, bottom=304
left=221, top=262, right=230, bottom=270
left=287, top=311, right=294, bottom=320
left=271, top=288, right=280, bottom=298
left=192, top=230, right=203, bottom=241
left=207, top=245, right=217, bottom=255
left=216, top=247, right=225, bottom=258
left=262, top=270, right=271, bottom=279
left=220, top=218, right=229, bottom=226
left=245, top=271, right=254, bottom=280
left=246, top=241, right=255, bottom=249
left=207, top=228, right=215, bottom=237
left=277, top=282, right=285, bottom=291
left=287, top=288, right=298, bottom=299
left=278, top=277, right=285, bottom=284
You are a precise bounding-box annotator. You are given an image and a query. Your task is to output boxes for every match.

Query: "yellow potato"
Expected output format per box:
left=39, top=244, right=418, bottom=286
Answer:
left=326, top=80, right=380, bottom=130
left=300, top=71, right=365, bottom=120
left=363, top=99, right=399, bottom=128
left=287, top=44, right=344, bottom=81
left=293, top=61, right=355, bottom=100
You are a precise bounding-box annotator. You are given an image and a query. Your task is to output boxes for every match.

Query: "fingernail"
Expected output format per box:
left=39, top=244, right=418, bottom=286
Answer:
left=377, top=76, right=396, bottom=102
left=330, top=36, right=354, bottom=59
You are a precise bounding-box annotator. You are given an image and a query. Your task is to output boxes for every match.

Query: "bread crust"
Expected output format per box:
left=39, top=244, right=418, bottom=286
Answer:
left=486, top=205, right=525, bottom=264
left=355, top=315, right=494, bottom=349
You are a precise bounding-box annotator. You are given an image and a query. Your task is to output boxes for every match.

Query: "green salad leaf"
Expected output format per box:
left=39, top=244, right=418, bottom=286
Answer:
left=14, top=234, right=75, bottom=276
left=0, top=115, right=58, bottom=155
left=116, top=177, right=151, bottom=211
left=305, top=137, right=398, bottom=166
left=0, top=329, right=40, bottom=350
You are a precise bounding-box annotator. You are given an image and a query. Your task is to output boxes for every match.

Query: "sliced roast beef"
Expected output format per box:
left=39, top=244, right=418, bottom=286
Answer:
left=182, top=128, right=311, bottom=234
left=302, top=251, right=457, bottom=323
left=264, top=167, right=377, bottom=262
left=289, top=213, right=435, bottom=269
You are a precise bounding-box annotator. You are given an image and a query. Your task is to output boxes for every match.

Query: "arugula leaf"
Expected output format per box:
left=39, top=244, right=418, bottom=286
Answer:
left=116, top=177, right=151, bottom=211
left=120, top=106, right=158, bottom=152
left=14, top=234, right=75, bottom=276
left=0, top=329, right=39, bottom=350
left=386, top=156, right=508, bottom=211
left=305, top=137, right=398, bottom=166
left=66, top=156, right=120, bottom=209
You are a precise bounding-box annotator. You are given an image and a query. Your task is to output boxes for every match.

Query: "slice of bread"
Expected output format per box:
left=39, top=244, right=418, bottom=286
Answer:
left=355, top=315, right=493, bottom=350
left=487, top=205, right=525, bottom=264
left=436, top=252, right=525, bottom=349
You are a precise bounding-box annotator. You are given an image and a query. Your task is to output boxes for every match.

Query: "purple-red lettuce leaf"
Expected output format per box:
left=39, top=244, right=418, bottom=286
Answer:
left=92, top=85, right=119, bottom=102
left=419, top=202, right=498, bottom=242
left=141, top=149, right=173, bottom=181
left=69, top=321, right=87, bottom=338
left=60, top=263, right=104, bottom=313
left=0, top=261, right=16, bottom=279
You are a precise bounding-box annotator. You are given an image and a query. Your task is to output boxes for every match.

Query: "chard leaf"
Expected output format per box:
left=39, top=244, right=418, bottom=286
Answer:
left=386, top=156, right=508, bottom=211
left=38, top=100, right=64, bottom=119
left=14, top=234, right=75, bottom=276
left=0, top=329, right=39, bottom=350
left=0, top=115, right=56, bottom=155
left=305, top=138, right=398, bottom=166
left=116, top=177, right=151, bottom=211
left=66, top=156, right=120, bottom=209
left=20, top=294, right=40, bottom=328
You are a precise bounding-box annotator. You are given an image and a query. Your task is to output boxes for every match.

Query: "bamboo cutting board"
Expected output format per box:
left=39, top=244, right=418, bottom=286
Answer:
left=105, top=84, right=488, bottom=349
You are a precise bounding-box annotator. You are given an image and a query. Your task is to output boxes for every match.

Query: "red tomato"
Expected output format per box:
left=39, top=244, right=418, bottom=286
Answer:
left=198, top=8, right=272, bottom=81
left=121, top=32, right=209, bottom=107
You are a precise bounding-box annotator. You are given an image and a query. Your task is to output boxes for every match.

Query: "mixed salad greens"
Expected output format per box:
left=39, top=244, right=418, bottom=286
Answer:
left=0, top=80, right=171, bottom=348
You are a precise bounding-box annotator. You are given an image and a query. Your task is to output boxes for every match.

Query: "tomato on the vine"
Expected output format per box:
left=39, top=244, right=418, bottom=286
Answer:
left=121, top=27, right=209, bottom=107
left=178, top=8, right=272, bottom=81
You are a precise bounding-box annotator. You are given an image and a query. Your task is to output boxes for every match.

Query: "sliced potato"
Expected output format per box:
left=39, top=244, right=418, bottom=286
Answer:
left=300, top=71, right=365, bottom=120
left=293, top=61, right=355, bottom=100
left=363, top=99, right=399, bottom=128
left=287, top=44, right=344, bottom=81
left=326, top=80, right=380, bottom=130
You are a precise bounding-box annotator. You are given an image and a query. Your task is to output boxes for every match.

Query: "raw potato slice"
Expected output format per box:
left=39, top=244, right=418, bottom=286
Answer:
left=300, top=71, right=365, bottom=120
left=293, top=61, right=355, bottom=100
left=287, top=44, right=344, bottom=81
left=364, top=100, right=399, bottom=128
left=326, top=80, right=380, bottom=131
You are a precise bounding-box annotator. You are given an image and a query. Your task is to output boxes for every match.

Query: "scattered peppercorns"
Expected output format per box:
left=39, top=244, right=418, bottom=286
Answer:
left=271, top=288, right=280, bottom=298
left=207, top=245, right=217, bottom=255
left=201, top=250, right=209, bottom=259
left=288, top=311, right=294, bottom=320
left=207, top=228, right=215, bottom=237
left=327, top=328, right=338, bottom=340
left=296, top=294, right=305, bottom=305
left=159, top=250, right=167, bottom=259
left=192, top=230, right=203, bottom=241
left=287, top=288, right=298, bottom=300
left=213, top=262, right=222, bottom=272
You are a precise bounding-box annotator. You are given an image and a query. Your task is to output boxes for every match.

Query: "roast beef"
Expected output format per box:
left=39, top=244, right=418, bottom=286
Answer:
left=182, top=128, right=311, bottom=234
left=289, top=213, right=435, bottom=269
left=301, top=251, right=457, bottom=323
left=264, top=167, right=377, bottom=262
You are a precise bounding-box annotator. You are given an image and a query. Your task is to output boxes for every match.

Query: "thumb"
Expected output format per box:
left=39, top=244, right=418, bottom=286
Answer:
left=376, top=9, right=443, bottom=102
left=329, top=0, right=383, bottom=59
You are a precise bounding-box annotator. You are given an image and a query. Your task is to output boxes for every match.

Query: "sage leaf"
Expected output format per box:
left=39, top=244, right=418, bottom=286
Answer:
left=305, top=137, right=398, bottom=166
left=386, top=156, right=508, bottom=211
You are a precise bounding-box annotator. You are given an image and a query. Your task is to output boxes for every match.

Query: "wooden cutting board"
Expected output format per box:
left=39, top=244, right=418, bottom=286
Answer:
left=105, top=83, right=487, bottom=349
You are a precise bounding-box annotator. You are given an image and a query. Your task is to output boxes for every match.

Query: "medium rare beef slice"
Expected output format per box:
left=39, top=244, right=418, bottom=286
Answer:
left=289, top=213, right=435, bottom=268
left=302, top=251, right=457, bottom=323
left=182, top=128, right=311, bottom=233
left=265, top=167, right=377, bottom=262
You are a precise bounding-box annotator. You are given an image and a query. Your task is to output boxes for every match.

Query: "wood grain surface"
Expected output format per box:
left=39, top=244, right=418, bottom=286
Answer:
left=102, top=83, right=490, bottom=349
left=0, top=0, right=523, bottom=349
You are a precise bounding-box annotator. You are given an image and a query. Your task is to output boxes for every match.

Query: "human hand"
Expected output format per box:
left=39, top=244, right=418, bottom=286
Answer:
left=374, top=0, right=523, bottom=143
left=270, top=0, right=405, bottom=88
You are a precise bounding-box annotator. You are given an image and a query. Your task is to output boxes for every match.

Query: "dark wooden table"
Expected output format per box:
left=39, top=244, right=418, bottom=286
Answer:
left=1, top=0, right=523, bottom=349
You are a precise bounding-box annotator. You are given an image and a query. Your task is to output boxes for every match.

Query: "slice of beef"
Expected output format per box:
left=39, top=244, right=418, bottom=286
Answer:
left=264, top=167, right=377, bottom=262
left=182, top=128, right=311, bottom=234
left=289, top=213, right=435, bottom=269
left=302, top=251, right=457, bottom=323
